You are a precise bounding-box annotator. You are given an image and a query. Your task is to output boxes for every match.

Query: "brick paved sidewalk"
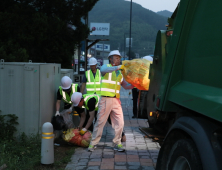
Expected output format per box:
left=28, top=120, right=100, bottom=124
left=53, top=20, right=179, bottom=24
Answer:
left=65, top=89, right=160, bottom=170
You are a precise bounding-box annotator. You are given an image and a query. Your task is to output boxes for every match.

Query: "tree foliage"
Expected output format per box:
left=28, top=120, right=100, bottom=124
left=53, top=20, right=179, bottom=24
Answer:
left=0, top=0, right=99, bottom=68
left=157, top=10, right=173, bottom=18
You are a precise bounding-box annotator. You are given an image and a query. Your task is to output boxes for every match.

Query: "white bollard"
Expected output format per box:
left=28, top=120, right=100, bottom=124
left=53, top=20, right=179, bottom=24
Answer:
left=41, top=122, right=54, bottom=164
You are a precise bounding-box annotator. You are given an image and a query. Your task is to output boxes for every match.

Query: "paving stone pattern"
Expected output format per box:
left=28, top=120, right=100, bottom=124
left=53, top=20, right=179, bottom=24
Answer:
left=65, top=89, right=160, bottom=170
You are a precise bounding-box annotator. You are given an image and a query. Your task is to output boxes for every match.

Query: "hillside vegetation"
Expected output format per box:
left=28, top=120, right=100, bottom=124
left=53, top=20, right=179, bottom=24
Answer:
left=157, top=10, right=173, bottom=18
left=88, top=0, right=169, bottom=57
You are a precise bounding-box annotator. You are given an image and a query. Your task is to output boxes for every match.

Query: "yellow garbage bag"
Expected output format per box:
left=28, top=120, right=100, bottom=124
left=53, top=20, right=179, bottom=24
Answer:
left=121, top=59, right=152, bottom=90
left=63, top=128, right=92, bottom=147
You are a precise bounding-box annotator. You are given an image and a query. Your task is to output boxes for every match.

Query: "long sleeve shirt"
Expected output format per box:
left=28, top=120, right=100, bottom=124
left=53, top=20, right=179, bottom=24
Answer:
left=100, top=64, right=134, bottom=89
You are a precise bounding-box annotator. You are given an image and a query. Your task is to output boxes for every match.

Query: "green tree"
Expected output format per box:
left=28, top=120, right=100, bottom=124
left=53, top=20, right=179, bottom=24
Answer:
left=0, top=0, right=99, bottom=68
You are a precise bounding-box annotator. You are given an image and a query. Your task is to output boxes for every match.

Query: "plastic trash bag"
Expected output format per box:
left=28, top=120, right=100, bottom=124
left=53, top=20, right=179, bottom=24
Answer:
left=51, top=115, right=67, bottom=131
left=60, top=109, right=75, bottom=129
left=121, top=58, right=152, bottom=90
left=63, top=128, right=92, bottom=147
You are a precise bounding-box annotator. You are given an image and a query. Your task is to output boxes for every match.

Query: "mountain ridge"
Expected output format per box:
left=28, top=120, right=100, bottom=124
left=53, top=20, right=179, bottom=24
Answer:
left=157, top=10, right=173, bottom=18
left=88, top=0, right=169, bottom=56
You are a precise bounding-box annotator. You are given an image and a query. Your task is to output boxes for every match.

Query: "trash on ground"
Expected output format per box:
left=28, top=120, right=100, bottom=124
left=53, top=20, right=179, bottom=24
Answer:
left=63, top=128, right=92, bottom=147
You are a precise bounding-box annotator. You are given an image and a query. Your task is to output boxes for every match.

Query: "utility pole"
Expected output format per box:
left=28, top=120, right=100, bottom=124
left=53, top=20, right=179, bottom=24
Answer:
left=84, top=13, right=88, bottom=72
left=123, top=33, right=126, bottom=60
left=103, top=38, right=105, bottom=61
left=129, top=0, right=132, bottom=60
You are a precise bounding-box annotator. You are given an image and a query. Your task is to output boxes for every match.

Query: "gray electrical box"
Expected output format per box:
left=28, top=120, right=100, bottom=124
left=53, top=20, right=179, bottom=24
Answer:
left=61, top=69, right=73, bottom=82
left=0, top=60, right=61, bottom=135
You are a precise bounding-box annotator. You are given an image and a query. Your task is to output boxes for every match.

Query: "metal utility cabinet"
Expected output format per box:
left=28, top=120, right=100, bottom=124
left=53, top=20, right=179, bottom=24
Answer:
left=0, top=60, right=61, bottom=135
left=61, top=69, right=73, bottom=82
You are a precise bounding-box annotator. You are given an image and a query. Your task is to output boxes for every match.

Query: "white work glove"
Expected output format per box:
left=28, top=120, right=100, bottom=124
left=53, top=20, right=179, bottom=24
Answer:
left=79, top=128, right=87, bottom=135
left=67, top=106, right=73, bottom=114
left=117, top=65, right=124, bottom=70
left=55, top=111, right=60, bottom=116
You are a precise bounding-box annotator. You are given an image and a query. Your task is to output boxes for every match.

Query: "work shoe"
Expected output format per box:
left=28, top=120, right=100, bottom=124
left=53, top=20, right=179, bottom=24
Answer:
left=114, top=144, right=125, bottom=152
left=88, top=145, right=97, bottom=152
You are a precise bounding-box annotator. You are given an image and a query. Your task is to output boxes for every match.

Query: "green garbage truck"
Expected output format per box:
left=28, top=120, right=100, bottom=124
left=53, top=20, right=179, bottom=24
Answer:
left=144, top=0, right=222, bottom=169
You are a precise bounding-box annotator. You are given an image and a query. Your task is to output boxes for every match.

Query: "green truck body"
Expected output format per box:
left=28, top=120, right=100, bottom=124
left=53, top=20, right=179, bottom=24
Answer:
left=157, top=0, right=222, bottom=120
left=144, top=0, right=222, bottom=169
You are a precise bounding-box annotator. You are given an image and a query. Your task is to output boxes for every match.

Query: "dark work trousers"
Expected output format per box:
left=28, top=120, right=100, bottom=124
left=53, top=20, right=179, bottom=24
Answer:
left=82, top=111, right=97, bottom=132
left=132, top=88, right=139, bottom=116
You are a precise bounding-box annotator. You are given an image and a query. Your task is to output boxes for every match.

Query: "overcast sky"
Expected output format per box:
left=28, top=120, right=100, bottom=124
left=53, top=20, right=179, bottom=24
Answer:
left=125, top=0, right=180, bottom=12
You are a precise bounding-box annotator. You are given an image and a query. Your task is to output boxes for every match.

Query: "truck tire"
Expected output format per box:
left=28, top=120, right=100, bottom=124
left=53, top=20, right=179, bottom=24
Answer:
left=163, top=139, right=202, bottom=170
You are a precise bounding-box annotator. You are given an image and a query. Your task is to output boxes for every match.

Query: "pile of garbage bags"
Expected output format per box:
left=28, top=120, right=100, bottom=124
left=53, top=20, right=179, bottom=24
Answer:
left=63, top=128, right=92, bottom=147
left=121, top=58, right=152, bottom=90
left=60, top=109, right=76, bottom=129
left=52, top=109, right=76, bottom=131
left=52, top=110, right=91, bottom=147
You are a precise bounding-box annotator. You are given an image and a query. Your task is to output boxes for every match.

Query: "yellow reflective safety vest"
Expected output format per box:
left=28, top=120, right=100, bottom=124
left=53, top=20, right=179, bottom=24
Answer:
left=59, top=83, right=78, bottom=104
left=83, top=94, right=100, bottom=111
left=100, top=64, right=123, bottom=98
left=85, top=69, right=101, bottom=94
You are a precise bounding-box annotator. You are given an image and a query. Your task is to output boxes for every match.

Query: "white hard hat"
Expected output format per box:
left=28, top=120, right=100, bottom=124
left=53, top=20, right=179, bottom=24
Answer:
left=61, top=76, right=72, bottom=89
left=143, top=56, right=153, bottom=62
left=71, top=92, right=82, bottom=107
left=88, top=57, right=97, bottom=65
left=108, top=50, right=122, bottom=58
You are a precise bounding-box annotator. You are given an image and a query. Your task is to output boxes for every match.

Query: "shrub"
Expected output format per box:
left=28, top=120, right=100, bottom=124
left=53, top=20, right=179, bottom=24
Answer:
left=0, top=114, right=41, bottom=169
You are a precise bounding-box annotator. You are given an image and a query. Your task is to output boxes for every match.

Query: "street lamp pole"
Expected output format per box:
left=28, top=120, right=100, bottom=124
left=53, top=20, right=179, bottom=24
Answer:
left=129, top=0, right=132, bottom=60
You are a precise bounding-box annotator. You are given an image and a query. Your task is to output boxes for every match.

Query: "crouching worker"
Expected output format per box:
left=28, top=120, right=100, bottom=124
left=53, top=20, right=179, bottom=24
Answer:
left=71, top=92, right=100, bottom=135
left=55, top=76, right=79, bottom=115
left=53, top=76, right=79, bottom=141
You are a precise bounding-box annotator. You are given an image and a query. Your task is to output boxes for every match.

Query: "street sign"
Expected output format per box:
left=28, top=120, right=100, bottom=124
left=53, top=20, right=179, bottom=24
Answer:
left=96, top=44, right=110, bottom=51
left=90, top=23, right=110, bottom=36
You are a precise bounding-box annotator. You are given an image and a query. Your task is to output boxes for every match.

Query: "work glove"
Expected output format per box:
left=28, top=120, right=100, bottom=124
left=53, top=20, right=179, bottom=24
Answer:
left=117, top=65, right=124, bottom=70
left=79, top=128, right=87, bottom=135
left=55, top=111, right=60, bottom=116
left=67, top=106, right=73, bottom=114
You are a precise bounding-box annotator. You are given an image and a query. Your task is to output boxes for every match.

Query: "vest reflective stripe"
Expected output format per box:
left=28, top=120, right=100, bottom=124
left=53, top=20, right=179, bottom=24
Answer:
left=83, top=94, right=100, bottom=111
left=100, top=64, right=123, bottom=98
left=100, top=88, right=120, bottom=93
left=59, top=84, right=78, bottom=104
left=86, top=82, right=100, bottom=85
left=86, top=69, right=101, bottom=94
left=87, top=88, right=101, bottom=91
left=102, top=80, right=121, bottom=85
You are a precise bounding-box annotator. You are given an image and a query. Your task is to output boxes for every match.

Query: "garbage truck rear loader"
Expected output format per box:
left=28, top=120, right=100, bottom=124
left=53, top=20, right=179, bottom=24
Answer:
left=145, top=0, right=222, bottom=169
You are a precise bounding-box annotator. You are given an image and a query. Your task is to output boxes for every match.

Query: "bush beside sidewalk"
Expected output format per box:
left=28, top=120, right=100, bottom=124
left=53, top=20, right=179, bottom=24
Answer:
left=0, top=114, right=76, bottom=170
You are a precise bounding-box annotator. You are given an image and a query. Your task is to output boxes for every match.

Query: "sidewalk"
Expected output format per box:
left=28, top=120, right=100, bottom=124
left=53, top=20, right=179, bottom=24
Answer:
left=65, top=89, right=160, bottom=170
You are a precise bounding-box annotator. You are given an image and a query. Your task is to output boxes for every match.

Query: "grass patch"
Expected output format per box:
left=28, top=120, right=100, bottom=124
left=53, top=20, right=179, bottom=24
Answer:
left=0, top=114, right=76, bottom=170
left=34, top=144, right=76, bottom=170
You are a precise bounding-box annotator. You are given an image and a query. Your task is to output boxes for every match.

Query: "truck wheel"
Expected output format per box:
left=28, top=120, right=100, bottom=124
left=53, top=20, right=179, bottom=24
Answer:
left=166, top=139, right=202, bottom=170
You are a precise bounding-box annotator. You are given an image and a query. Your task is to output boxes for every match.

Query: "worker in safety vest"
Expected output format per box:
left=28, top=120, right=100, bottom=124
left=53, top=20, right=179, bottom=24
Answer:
left=71, top=92, right=100, bottom=135
left=88, top=50, right=134, bottom=152
left=55, top=76, right=79, bottom=116
left=80, top=57, right=101, bottom=94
